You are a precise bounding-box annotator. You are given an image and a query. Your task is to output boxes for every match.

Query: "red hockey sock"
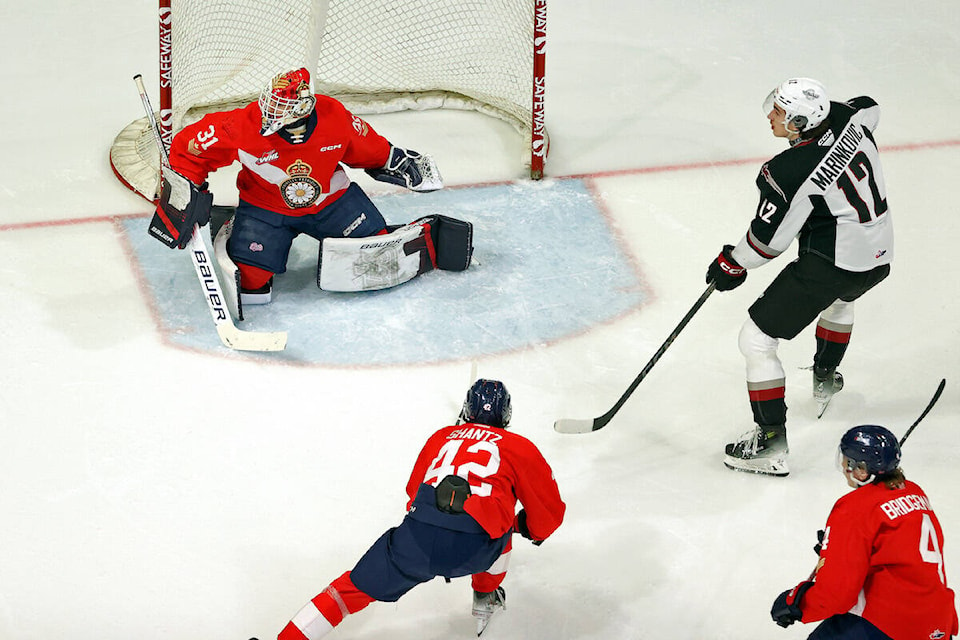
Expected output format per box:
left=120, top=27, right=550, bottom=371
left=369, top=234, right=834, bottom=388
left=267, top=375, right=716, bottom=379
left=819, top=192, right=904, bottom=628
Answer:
left=237, top=262, right=274, bottom=291
left=472, top=540, right=512, bottom=593
left=278, top=572, right=375, bottom=640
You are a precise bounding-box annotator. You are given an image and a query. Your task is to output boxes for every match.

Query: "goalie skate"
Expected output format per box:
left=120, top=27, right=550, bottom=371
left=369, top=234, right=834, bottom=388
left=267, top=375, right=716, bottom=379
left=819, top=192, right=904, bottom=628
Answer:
left=723, top=425, right=789, bottom=476
left=813, top=369, right=844, bottom=418
left=472, top=587, right=505, bottom=637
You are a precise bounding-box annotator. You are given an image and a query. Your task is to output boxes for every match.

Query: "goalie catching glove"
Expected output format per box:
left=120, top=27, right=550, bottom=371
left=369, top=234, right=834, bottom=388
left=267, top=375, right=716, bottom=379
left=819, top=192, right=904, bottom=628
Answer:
left=148, top=168, right=213, bottom=249
left=366, top=145, right=443, bottom=192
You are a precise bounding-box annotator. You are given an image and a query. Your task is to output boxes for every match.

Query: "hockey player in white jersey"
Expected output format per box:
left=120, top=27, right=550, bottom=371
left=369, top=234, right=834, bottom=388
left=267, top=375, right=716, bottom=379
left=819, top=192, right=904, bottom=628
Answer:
left=705, top=78, right=893, bottom=476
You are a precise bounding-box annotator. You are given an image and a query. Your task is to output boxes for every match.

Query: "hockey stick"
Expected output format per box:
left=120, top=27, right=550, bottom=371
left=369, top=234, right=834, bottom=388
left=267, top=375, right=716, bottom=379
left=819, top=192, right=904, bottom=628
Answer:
left=899, top=378, right=946, bottom=447
left=554, top=282, right=717, bottom=434
left=133, top=74, right=287, bottom=352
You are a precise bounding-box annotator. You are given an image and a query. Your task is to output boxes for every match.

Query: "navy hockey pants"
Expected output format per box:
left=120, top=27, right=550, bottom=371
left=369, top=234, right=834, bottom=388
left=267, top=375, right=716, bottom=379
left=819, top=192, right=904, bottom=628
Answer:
left=807, top=614, right=892, bottom=640
left=227, top=182, right=387, bottom=275
left=349, top=485, right=511, bottom=603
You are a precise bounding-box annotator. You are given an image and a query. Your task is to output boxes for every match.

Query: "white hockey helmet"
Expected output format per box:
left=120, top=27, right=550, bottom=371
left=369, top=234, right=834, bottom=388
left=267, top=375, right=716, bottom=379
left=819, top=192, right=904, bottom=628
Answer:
left=259, top=67, right=317, bottom=136
left=763, top=77, right=829, bottom=133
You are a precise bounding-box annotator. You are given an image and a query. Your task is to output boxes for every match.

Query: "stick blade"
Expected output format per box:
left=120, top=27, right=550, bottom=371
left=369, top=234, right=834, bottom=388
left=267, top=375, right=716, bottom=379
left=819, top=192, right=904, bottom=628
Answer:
left=217, top=324, right=288, bottom=351
left=553, top=417, right=599, bottom=434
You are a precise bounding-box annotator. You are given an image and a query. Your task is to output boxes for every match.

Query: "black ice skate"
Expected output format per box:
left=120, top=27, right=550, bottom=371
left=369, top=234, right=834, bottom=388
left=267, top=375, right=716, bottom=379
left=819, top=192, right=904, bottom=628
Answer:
left=813, top=368, right=844, bottom=418
left=472, top=587, right=506, bottom=636
left=723, top=424, right=789, bottom=476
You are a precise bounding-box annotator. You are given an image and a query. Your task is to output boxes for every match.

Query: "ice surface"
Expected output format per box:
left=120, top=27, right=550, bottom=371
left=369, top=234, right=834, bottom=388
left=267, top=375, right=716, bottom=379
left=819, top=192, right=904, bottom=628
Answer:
left=1, top=2, right=958, bottom=639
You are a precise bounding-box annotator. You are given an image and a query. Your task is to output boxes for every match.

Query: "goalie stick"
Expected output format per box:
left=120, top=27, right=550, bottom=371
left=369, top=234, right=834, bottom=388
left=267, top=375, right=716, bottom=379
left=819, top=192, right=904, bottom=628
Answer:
left=554, top=282, right=716, bottom=434
left=133, top=74, right=287, bottom=352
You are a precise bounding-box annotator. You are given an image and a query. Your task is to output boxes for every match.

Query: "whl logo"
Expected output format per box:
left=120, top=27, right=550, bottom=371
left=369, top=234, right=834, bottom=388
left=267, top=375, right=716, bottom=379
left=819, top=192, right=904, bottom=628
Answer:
left=257, top=150, right=279, bottom=164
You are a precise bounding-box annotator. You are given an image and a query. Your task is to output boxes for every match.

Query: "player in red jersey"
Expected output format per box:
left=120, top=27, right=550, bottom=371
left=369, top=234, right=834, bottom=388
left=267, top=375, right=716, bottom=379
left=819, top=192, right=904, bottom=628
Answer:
left=149, top=68, right=467, bottom=307
left=772, top=425, right=958, bottom=639
left=267, top=380, right=565, bottom=639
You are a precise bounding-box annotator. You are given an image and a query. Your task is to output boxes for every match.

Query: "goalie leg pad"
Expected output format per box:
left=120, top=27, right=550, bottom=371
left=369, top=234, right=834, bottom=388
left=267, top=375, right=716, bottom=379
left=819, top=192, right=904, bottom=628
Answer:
left=318, top=221, right=436, bottom=292
left=419, top=215, right=473, bottom=271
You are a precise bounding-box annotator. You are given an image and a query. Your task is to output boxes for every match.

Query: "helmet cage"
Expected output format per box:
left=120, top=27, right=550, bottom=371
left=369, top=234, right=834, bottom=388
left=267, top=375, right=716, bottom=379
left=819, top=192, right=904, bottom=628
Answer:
left=259, top=68, right=316, bottom=136
left=763, top=78, right=829, bottom=133
left=459, top=379, right=512, bottom=429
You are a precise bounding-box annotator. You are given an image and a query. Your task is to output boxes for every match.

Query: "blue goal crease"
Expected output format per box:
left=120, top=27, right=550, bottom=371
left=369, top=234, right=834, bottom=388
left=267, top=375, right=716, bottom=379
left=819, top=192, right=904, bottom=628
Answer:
left=123, top=178, right=646, bottom=366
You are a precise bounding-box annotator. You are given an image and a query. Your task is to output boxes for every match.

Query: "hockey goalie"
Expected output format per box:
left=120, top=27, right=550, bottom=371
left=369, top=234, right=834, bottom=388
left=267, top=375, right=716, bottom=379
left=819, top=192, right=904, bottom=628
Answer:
left=148, top=67, right=473, bottom=320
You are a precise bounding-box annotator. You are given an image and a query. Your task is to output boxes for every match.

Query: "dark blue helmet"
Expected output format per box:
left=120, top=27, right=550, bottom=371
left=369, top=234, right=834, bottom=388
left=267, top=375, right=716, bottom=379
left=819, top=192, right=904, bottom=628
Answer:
left=460, top=379, right=512, bottom=428
left=840, top=425, right=901, bottom=477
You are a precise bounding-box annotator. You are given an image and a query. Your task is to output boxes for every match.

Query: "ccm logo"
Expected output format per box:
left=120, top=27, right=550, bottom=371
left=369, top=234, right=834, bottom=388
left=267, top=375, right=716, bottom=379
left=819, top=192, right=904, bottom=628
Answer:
left=320, top=144, right=342, bottom=152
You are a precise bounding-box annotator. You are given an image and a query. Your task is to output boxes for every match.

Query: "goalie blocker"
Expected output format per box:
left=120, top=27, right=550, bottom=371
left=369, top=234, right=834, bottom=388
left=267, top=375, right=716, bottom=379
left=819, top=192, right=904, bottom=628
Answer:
left=318, top=215, right=473, bottom=292
left=148, top=168, right=213, bottom=249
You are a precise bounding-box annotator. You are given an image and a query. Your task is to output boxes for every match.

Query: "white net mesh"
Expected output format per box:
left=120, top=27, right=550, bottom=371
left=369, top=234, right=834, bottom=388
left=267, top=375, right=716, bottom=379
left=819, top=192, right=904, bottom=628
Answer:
left=111, top=0, right=538, bottom=199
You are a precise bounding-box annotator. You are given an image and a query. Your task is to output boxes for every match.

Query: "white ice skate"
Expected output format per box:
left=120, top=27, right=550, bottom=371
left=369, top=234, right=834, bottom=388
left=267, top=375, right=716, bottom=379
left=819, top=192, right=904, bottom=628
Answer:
left=814, top=369, right=844, bottom=418
left=472, top=587, right=506, bottom=636
left=723, top=425, right=789, bottom=476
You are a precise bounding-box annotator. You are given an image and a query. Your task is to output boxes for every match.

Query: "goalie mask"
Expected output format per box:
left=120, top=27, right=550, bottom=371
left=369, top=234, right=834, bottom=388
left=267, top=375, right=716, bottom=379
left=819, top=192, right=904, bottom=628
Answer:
left=259, top=68, right=317, bottom=136
left=763, top=77, right=829, bottom=133
left=460, top=379, right=512, bottom=429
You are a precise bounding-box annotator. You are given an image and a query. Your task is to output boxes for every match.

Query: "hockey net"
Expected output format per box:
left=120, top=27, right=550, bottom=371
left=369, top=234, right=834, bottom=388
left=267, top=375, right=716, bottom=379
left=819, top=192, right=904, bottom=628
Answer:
left=110, top=0, right=547, bottom=200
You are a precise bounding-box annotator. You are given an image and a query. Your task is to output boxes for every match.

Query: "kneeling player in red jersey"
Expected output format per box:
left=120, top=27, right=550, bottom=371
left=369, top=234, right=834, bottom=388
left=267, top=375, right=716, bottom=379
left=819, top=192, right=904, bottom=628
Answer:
left=771, top=425, right=958, bottom=639
left=150, top=67, right=472, bottom=316
left=262, top=380, right=565, bottom=639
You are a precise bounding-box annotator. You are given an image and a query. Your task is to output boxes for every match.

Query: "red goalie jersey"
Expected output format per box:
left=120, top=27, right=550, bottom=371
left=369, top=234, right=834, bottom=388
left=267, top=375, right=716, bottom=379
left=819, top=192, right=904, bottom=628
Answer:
left=802, top=479, right=958, bottom=639
left=167, top=96, right=391, bottom=217
left=405, top=423, right=566, bottom=541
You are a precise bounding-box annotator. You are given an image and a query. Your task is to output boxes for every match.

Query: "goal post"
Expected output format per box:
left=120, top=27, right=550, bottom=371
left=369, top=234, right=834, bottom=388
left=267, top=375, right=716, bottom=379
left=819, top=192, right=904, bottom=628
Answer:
left=110, top=0, right=547, bottom=200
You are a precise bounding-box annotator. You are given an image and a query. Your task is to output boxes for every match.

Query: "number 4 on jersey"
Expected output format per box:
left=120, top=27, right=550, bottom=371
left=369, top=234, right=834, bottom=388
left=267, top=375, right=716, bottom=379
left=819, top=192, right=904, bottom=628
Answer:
left=920, top=512, right=946, bottom=584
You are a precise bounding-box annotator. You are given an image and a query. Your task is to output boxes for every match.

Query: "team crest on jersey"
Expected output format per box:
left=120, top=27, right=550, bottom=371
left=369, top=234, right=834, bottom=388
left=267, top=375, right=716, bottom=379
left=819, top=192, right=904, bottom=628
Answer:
left=279, top=159, right=322, bottom=209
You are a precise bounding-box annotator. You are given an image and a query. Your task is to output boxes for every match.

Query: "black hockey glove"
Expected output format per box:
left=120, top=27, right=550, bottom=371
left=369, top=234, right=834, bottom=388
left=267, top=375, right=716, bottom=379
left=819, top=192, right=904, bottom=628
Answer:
left=706, top=244, right=747, bottom=291
left=515, top=509, right=543, bottom=546
left=365, top=145, right=443, bottom=192
left=771, top=581, right=813, bottom=628
left=149, top=169, right=212, bottom=249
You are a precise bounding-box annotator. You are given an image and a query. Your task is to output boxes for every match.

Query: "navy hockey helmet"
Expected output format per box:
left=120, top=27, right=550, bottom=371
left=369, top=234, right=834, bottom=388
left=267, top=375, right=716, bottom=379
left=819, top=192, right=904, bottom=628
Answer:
left=839, top=425, right=901, bottom=479
left=460, top=379, right=512, bottom=429
left=763, top=77, right=829, bottom=133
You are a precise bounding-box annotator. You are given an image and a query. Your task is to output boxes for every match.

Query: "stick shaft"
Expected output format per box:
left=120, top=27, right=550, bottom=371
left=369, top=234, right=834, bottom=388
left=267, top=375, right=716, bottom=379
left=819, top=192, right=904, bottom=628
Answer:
left=555, top=281, right=716, bottom=433
left=899, top=378, right=946, bottom=447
